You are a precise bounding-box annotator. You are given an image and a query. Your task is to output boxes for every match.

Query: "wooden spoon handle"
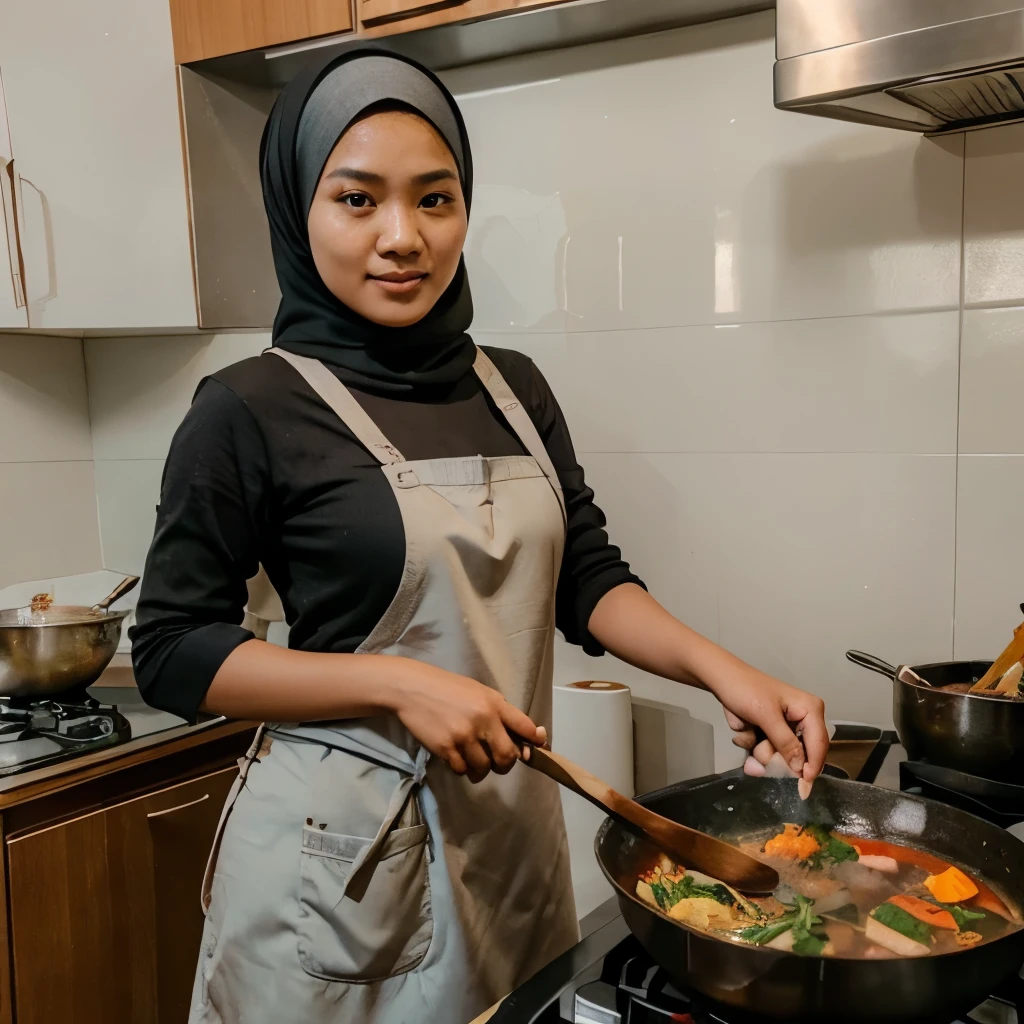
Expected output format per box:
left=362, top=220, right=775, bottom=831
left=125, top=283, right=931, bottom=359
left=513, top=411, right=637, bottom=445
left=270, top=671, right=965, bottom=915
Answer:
left=971, top=620, right=1024, bottom=693
left=518, top=742, right=665, bottom=838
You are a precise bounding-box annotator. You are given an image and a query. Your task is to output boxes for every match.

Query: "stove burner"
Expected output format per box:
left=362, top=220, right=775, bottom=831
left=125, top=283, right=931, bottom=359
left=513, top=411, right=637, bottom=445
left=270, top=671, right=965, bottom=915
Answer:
left=900, top=760, right=1024, bottom=827
left=571, top=936, right=1020, bottom=1024
left=0, top=694, right=131, bottom=775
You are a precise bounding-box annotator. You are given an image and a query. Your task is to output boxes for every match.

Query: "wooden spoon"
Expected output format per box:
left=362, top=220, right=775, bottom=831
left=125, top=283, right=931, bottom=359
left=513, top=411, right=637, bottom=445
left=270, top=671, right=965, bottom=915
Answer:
left=516, top=741, right=779, bottom=896
left=970, top=619, right=1024, bottom=694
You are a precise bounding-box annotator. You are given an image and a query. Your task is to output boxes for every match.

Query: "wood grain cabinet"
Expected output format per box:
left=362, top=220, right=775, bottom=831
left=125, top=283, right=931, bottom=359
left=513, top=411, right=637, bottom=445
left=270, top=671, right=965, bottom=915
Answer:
left=356, top=0, right=578, bottom=34
left=7, top=766, right=237, bottom=1024
left=0, top=722, right=256, bottom=1024
left=171, top=0, right=355, bottom=63
left=358, top=0, right=470, bottom=29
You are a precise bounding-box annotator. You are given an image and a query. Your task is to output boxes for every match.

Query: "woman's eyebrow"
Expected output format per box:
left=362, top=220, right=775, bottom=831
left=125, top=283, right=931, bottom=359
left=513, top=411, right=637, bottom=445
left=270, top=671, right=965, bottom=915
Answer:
left=325, top=167, right=385, bottom=183
left=325, top=167, right=457, bottom=186
left=413, top=168, right=458, bottom=186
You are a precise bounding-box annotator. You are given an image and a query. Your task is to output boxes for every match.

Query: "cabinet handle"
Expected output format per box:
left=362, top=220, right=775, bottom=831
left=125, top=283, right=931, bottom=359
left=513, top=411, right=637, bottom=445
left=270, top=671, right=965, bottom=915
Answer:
left=13, top=171, right=56, bottom=307
left=361, top=0, right=470, bottom=28
left=3, top=159, right=25, bottom=309
left=147, top=792, right=210, bottom=819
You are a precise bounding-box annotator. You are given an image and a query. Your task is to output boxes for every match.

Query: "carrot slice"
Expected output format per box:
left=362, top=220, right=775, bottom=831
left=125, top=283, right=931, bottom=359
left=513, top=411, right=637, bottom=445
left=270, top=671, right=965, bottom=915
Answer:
left=837, top=836, right=1015, bottom=922
left=925, top=866, right=979, bottom=904
left=887, top=894, right=958, bottom=931
left=764, top=823, right=820, bottom=860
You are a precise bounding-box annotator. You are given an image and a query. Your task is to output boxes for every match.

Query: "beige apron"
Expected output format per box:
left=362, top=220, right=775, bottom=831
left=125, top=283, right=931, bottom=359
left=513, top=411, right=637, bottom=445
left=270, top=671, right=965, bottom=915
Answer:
left=190, top=348, right=579, bottom=1024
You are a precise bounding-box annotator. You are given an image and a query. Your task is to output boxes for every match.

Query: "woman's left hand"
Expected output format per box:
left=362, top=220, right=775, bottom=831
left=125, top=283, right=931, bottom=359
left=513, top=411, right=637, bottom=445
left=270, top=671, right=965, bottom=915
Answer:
left=714, top=669, right=828, bottom=781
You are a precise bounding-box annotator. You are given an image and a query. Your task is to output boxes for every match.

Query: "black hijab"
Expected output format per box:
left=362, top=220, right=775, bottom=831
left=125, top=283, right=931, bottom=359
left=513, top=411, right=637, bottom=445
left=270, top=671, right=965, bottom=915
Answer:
left=260, top=49, right=476, bottom=391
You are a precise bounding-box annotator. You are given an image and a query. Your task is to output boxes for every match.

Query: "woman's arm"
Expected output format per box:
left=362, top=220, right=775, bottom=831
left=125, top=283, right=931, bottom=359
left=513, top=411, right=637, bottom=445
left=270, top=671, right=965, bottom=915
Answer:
left=133, top=376, right=539, bottom=782
left=588, top=583, right=828, bottom=780
left=203, top=640, right=542, bottom=781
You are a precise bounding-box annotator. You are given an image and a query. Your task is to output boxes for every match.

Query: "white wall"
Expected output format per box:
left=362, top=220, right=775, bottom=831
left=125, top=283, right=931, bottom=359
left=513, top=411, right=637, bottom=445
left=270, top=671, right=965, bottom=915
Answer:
left=0, top=334, right=101, bottom=592
left=26, top=12, right=1024, bottom=764
left=440, top=13, right=969, bottom=762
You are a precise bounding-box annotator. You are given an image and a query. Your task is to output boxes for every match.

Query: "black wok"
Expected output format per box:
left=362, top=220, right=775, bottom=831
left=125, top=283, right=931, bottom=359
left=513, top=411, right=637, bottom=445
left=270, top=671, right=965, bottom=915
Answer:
left=596, top=772, right=1024, bottom=1024
left=847, top=651, right=1024, bottom=781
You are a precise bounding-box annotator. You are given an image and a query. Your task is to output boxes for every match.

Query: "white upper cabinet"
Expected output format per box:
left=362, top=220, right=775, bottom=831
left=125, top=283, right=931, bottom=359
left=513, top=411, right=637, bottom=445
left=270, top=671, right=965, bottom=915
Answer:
left=0, top=0, right=197, bottom=330
left=0, top=70, right=28, bottom=329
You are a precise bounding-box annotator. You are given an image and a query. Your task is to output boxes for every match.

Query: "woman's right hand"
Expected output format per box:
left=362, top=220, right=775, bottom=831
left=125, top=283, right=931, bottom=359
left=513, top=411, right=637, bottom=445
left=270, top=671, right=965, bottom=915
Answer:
left=387, top=660, right=545, bottom=783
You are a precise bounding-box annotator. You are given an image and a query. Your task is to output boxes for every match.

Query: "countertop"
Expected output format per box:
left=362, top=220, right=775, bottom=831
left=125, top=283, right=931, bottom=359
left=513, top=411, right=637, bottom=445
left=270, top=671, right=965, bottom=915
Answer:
left=0, top=684, right=245, bottom=804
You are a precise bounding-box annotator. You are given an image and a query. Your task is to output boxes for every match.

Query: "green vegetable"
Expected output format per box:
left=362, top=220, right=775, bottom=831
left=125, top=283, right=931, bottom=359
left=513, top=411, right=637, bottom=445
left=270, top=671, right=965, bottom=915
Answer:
left=660, top=875, right=736, bottom=909
left=739, top=895, right=827, bottom=956
left=804, top=824, right=859, bottom=869
left=944, top=904, right=985, bottom=930
left=739, top=918, right=798, bottom=945
left=651, top=882, right=671, bottom=910
left=871, top=902, right=932, bottom=945
left=792, top=931, right=827, bottom=956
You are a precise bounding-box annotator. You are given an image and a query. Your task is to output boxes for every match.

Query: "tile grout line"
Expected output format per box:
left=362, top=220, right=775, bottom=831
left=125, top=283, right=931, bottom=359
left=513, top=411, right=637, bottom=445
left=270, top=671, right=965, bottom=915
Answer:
left=471, top=306, right=969, bottom=339
left=80, top=337, right=109, bottom=573
left=951, top=132, right=968, bottom=661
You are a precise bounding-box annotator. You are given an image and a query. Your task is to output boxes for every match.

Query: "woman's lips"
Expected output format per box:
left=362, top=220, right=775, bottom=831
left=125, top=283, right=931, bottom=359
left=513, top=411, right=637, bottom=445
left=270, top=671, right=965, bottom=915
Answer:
left=369, top=272, right=428, bottom=294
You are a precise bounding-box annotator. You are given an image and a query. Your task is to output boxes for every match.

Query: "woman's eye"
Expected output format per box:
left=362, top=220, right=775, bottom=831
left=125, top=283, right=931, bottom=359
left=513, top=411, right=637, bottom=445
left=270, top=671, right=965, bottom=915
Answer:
left=420, top=193, right=453, bottom=210
left=339, top=192, right=374, bottom=209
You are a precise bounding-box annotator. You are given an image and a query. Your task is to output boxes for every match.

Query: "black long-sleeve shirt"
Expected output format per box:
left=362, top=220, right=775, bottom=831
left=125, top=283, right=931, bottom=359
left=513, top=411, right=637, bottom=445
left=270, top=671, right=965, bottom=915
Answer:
left=130, top=347, right=644, bottom=721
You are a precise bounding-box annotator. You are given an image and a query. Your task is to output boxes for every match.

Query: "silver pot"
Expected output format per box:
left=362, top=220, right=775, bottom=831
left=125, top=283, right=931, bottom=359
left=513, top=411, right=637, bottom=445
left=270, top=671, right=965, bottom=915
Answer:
left=0, top=577, right=139, bottom=697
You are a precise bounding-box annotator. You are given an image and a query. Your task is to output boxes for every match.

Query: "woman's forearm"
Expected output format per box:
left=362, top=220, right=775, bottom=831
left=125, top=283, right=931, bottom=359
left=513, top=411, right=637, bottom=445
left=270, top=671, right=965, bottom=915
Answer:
left=200, top=639, right=410, bottom=721
left=587, top=583, right=828, bottom=776
left=587, top=583, right=749, bottom=693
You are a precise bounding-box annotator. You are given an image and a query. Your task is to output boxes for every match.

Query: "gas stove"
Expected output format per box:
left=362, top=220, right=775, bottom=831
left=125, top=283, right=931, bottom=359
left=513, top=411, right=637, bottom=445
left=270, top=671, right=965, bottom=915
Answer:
left=0, top=693, right=132, bottom=775
left=0, top=686, right=188, bottom=780
left=489, top=730, right=1024, bottom=1024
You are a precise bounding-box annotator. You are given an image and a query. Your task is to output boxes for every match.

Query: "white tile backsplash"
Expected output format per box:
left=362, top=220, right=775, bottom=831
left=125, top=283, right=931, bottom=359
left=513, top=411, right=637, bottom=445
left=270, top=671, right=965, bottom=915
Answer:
left=86, top=333, right=270, bottom=461
left=954, top=456, right=1024, bottom=661
left=94, top=460, right=164, bottom=576
left=500, top=311, right=959, bottom=455
left=570, top=451, right=955, bottom=727
left=448, top=14, right=963, bottom=333
left=959, top=306, right=1024, bottom=454
left=964, top=123, right=1024, bottom=309
left=0, top=461, right=102, bottom=589
left=0, top=335, right=92, bottom=463
left=0, top=333, right=99, bottom=589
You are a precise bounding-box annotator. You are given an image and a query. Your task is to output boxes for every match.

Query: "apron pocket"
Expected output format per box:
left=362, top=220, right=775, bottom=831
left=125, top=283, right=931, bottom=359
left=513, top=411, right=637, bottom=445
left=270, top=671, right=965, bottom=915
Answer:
left=297, top=822, right=433, bottom=983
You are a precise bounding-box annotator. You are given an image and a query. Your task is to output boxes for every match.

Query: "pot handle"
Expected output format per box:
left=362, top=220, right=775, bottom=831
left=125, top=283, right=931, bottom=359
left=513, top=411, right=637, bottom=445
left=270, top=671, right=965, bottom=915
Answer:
left=846, top=650, right=897, bottom=679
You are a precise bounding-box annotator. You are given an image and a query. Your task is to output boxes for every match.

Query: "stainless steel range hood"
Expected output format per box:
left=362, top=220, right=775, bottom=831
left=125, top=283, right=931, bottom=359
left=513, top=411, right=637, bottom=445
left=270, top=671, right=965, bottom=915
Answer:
left=774, top=0, right=1024, bottom=134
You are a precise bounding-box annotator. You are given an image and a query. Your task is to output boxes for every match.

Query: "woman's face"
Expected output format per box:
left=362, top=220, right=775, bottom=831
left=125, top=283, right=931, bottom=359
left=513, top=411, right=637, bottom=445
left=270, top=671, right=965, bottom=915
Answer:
left=307, top=110, right=468, bottom=328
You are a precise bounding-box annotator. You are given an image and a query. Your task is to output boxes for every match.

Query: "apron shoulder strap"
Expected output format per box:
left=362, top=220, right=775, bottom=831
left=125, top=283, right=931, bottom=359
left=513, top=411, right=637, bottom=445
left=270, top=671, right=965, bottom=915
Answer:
left=473, top=348, right=567, bottom=522
left=266, top=348, right=405, bottom=465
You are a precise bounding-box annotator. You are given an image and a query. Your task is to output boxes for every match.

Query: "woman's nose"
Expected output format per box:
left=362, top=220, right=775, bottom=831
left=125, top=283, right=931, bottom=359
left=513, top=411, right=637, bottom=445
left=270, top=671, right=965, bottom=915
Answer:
left=377, top=201, right=422, bottom=257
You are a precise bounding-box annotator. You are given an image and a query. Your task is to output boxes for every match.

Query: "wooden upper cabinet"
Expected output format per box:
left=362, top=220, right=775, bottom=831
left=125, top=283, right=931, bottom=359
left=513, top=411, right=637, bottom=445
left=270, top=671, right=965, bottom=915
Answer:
left=170, top=0, right=355, bottom=64
left=358, top=0, right=469, bottom=29
left=357, top=0, right=575, bottom=35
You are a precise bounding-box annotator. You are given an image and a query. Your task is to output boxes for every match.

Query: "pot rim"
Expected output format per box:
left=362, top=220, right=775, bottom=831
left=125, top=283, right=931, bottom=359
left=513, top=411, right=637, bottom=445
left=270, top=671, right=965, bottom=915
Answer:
left=0, top=607, right=130, bottom=629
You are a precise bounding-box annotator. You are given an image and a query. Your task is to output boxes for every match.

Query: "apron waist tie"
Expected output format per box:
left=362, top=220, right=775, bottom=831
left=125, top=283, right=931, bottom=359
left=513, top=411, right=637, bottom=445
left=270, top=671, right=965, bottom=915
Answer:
left=342, top=745, right=431, bottom=900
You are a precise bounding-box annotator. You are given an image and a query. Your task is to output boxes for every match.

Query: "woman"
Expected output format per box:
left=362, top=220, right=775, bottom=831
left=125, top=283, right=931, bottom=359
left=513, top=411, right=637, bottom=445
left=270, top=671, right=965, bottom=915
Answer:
left=131, top=50, right=827, bottom=1024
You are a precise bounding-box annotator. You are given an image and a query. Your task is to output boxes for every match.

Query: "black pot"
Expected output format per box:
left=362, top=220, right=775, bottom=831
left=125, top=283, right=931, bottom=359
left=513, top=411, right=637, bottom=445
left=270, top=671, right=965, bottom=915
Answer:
left=847, top=651, right=1024, bottom=782
left=596, top=772, right=1024, bottom=1024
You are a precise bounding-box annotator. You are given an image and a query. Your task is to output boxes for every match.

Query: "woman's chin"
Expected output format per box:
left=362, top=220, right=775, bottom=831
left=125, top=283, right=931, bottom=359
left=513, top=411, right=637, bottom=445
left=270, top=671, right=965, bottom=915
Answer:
left=359, top=300, right=432, bottom=329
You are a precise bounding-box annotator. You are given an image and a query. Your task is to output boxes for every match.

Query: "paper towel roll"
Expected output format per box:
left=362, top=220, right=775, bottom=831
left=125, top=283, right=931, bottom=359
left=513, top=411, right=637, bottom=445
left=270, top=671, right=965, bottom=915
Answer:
left=552, top=680, right=634, bottom=919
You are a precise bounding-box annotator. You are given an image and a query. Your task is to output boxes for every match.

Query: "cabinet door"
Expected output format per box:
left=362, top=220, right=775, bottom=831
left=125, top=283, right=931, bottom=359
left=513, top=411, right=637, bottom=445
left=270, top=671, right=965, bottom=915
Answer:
left=357, top=0, right=576, bottom=32
left=7, top=766, right=238, bottom=1024
left=171, top=0, right=355, bottom=64
left=0, top=0, right=197, bottom=330
left=0, top=70, right=26, bottom=329
left=358, top=0, right=469, bottom=28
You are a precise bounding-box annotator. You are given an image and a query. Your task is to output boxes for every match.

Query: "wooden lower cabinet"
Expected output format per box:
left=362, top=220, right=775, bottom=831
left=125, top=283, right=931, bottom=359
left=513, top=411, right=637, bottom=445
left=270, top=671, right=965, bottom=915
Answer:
left=7, top=766, right=237, bottom=1024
